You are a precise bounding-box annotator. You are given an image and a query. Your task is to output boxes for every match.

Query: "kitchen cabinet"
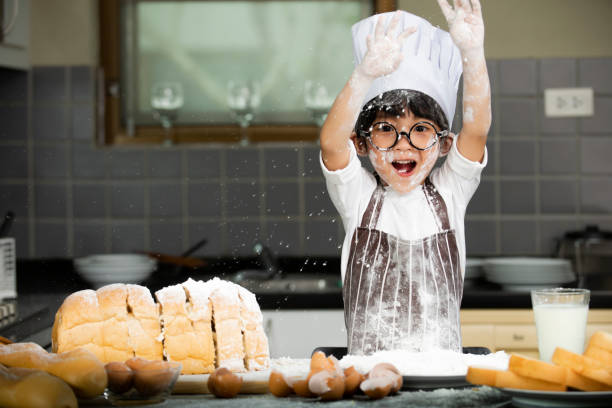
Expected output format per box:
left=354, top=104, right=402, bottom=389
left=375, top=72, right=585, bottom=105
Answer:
left=0, top=0, right=29, bottom=69
left=263, top=309, right=612, bottom=359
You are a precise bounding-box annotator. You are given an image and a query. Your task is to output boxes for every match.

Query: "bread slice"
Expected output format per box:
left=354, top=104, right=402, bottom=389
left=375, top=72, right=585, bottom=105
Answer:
left=52, top=289, right=104, bottom=361
left=584, top=345, right=612, bottom=367
left=565, top=368, right=611, bottom=391
left=181, top=278, right=215, bottom=373
left=495, top=369, right=566, bottom=391
left=155, top=284, right=208, bottom=374
left=208, top=278, right=245, bottom=372
left=236, top=284, right=269, bottom=371
left=552, top=347, right=612, bottom=386
left=126, top=284, right=163, bottom=361
left=96, top=284, right=133, bottom=362
left=508, top=354, right=567, bottom=385
left=466, top=366, right=499, bottom=387
left=587, top=331, right=612, bottom=353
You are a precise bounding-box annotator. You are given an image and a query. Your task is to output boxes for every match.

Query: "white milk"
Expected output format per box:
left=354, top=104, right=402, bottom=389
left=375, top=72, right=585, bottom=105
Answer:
left=533, top=303, right=588, bottom=362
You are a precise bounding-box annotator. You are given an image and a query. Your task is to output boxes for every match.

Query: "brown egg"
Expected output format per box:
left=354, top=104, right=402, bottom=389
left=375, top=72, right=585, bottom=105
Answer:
left=308, top=370, right=345, bottom=401
left=360, top=377, right=393, bottom=399
left=268, top=370, right=292, bottom=397
left=133, top=360, right=176, bottom=397
left=368, top=363, right=403, bottom=394
left=125, top=357, right=151, bottom=371
left=104, top=361, right=134, bottom=394
left=292, top=378, right=315, bottom=397
left=207, top=367, right=243, bottom=398
left=343, top=366, right=365, bottom=397
left=310, top=351, right=334, bottom=373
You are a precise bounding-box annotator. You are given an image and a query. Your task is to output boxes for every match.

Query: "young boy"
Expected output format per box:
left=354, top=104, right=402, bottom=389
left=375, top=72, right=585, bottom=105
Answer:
left=320, top=0, right=490, bottom=355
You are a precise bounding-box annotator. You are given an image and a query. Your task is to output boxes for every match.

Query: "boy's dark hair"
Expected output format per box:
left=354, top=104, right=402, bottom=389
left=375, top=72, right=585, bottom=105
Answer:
left=355, top=89, right=449, bottom=136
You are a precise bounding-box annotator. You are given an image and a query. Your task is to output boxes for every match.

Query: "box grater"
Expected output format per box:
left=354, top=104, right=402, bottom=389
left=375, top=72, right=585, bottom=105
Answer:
left=0, top=237, right=16, bottom=301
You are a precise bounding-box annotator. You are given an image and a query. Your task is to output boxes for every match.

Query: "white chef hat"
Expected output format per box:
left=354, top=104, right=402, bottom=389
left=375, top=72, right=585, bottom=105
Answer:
left=352, top=10, right=463, bottom=129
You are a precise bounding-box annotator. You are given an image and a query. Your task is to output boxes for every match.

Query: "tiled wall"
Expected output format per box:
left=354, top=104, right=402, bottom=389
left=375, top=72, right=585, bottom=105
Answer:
left=1, top=58, right=611, bottom=259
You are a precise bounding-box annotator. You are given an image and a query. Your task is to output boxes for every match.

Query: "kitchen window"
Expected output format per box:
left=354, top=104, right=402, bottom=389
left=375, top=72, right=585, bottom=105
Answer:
left=99, top=0, right=393, bottom=145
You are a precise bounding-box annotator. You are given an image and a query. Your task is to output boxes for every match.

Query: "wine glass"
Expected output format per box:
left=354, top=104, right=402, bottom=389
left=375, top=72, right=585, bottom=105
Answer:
left=227, top=80, right=261, bottom=145
left=151, top=82, right=184, bottom=146
left=304, top=80, right=333, bottom=127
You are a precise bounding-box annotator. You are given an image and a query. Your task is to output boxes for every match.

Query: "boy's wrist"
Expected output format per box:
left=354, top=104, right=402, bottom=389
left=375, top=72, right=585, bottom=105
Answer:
left=460, top=47, right=486, bottom=65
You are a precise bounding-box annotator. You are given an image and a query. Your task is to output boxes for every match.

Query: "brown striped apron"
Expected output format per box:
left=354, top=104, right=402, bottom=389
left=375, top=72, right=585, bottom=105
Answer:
left=343, top=177, right=463, bottom=355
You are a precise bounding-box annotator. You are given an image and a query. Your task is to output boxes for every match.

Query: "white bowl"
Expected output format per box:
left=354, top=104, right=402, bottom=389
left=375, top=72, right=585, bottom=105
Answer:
left=482, top=257, right=575, bottom=287
left=74, top=254, right=157, bottom=288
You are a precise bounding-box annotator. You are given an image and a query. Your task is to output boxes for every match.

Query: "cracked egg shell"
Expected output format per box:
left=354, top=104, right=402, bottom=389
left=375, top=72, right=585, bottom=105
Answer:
left=268, top=370, right=292, bottom=397
left=308, top=370, right=345, bottom=401
left=360, top=376, right=393, bottom=399
left=292, top=378, right=315, bottom=397
left=343, top=366, right=365, bottom=397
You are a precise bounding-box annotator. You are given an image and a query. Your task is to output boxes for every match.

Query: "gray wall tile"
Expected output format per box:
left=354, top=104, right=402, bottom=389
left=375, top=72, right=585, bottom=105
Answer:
left=466, top=180, right=495, bottom=215
left=150, top=184, right=182, bottom=217
left=304, top=180, right=336, bottom=217
left=539, top=58, right=576, bottom=91
left=540, top=139, right=578, bottom=174
left=578, top=58, right=612, bottom=93
left=150, top=221, right=183, bottom=254
left=0, top=145, right=28, bottom=178
left=226, top=147, right=259, bottom=179
left=540, top=117, right=577, bottom=135
left=304, top=219, right=341, bottom=256
left=0, top=106, right=27, bottom=139
left=188, top=182, right=222, bottom=217
left=70, top=66, right=94, bottom=102
left=500, top=180, right=535, bottom=214
left=540, top=180, right=577, bottom=214
left=0, top=67, right=28, bottom=102
left=110, top=223, right=145, bottom=253
left=227, top=220, right=261, bottom=256
left=500, top=140, right=536, bottom=175
left=32, top=67, right=67, bottom=103
left=187, top=149, right=222, bottom=178
left=110, top=184, right=145, bottom=217
left=73, top=184, right=106, bottom=218
left=0, top=184, right=29, bottom=219
left=71, top=104, right=95, bottom=140
left=499, top=99, right=538, bottom=135
left=263, top=148, right=299, bottom=178
left=188, top=222, right=224, bottom=257
left=500, top=220, right=537, bottom=255
left=264, top=220, right=301, bottom=255
left=11, top=219, right=29, bottom=258
left=539, top=220, right=577, bottom=256
left=35, top=183, right=67, bottom=217
left=148, top=150, right=181, bottom=178
left=73, top=223, right=107, bottom=256
left=264, top=182, right=299, bottom=216
left=465, top=220, right=497, bottom=255
left=499, top=59, right=537, bottom=96
left=109, top=150, right=146, bottom=178
left=35, top=222, right=68, bottom=257
left=32, top=106, right=68, bottom=139
left=72, top=143, right=107, bottom=179
left=303, top=146, right=321, bottom=177
left=581, top=97, right=612, bottom=134
left=34, top=145, right=69, bottom=179
left=581, top=178, right=612, bottom=213
left=581, top=138, right=612, bottom=174
left=226, top=182, right=260, bottom=217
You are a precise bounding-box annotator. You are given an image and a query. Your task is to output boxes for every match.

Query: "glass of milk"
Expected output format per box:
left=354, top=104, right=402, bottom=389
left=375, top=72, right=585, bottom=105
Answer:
left=531, top=288, right=590, bottom=362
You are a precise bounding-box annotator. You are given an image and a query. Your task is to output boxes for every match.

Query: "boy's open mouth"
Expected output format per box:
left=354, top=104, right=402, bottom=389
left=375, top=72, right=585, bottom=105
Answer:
left=392, top=160, right=417, bottom=175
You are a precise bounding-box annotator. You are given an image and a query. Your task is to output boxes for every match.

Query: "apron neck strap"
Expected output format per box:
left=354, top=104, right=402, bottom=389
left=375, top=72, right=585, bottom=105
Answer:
left=359, top=176, right=452, bottom=232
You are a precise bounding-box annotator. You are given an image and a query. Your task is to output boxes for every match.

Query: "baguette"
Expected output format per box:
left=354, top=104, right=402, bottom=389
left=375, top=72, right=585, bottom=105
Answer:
left=0, top=364, right=77, bottom=408
left=551, top=347, right=612, bottom=387
left=508, top=354, right=567, bottom=385
left=0, top=343, right=107, bottom=398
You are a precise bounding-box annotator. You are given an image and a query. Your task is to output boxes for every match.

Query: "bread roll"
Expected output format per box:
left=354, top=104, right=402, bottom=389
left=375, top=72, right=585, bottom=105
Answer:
left=0, top=364, right=78, bottom=408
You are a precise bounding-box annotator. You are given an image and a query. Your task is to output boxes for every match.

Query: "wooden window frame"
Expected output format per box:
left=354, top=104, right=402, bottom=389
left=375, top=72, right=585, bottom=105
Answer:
left=98, top=0, right=396, bottom=146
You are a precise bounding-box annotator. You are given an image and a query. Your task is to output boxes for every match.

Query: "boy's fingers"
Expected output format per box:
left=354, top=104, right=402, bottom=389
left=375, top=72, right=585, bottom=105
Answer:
left=366, top=33, right=374, bottom=50
left=469, top=0, right=482, bottom=17
left=437, top=0, right=454, bottom=21
left=398, top=26, right=417, bottom=42
left=457, top=0, right=472, bottom=13
left=374, top=15, right=385, bottom=40
left=386, top=10, right=402, bottom=37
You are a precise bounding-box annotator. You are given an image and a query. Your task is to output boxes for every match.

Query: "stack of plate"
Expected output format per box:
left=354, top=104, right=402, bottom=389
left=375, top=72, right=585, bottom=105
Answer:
left=465, top=258, right=484, bottom=287
left=74, top=254, right=157, bottom=289
left=482, top=257, right=575, bottom=291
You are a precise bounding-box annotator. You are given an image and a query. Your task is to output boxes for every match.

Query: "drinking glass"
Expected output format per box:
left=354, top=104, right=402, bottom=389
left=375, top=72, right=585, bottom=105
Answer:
left=304, top=80, right=334, bottom=127
left=150, top=82, right=184, bottom=145
left=531, top=288, right=590, bottom=362
left=227, top=80, right=261, bottom=145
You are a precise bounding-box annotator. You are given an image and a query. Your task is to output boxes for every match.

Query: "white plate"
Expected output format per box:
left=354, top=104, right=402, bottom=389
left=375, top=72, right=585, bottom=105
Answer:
left=402, top=374, right=470, bottom=390
left=483, top=257, right=575, bottom=285
left=500, top=388, right=612, bottom=408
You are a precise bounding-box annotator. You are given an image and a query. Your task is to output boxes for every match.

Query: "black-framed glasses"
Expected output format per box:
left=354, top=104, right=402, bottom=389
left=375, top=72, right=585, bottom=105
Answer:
left=359, top=121, right=449, bottom=151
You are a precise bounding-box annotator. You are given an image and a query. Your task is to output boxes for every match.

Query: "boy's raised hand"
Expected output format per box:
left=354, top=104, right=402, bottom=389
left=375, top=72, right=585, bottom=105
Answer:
left=357, top=11, right=416, bottom=79
left=437, top=0, right=484, bottom=54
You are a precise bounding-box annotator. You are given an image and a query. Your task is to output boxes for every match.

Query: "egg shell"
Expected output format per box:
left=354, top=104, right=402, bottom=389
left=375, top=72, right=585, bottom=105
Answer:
left=269, top=370, right=292, bottom=397
left=105, top=362, right=134, bottom=394
left=343, top=366, right=365, bottom=397
left=368, top=362, right=403, bottom=394
left=292, top=378, right=315, bottom=397
left=207, top=367, right=243, bottom=398
left=361, top=377, right=393, bottom=400
left=309, top=371, right=345, bottom=401
left=310, top=351, right=334, bottom=373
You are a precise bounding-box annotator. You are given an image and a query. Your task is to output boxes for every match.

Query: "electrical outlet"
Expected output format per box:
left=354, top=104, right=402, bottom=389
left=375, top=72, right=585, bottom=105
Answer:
left=544, top=87, right=594, bottom=117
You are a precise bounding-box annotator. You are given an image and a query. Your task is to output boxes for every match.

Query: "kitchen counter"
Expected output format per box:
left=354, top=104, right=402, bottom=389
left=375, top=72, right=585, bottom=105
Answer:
left=79, top=387, right=511, bottom=408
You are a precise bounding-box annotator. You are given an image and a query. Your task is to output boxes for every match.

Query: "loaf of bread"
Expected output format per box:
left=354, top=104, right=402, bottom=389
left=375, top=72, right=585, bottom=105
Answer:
left=0, top=342, right=107, bottom=398
left=52, top=278, right=269, bottom=375
left=0, top=364, right=78, bottom=408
